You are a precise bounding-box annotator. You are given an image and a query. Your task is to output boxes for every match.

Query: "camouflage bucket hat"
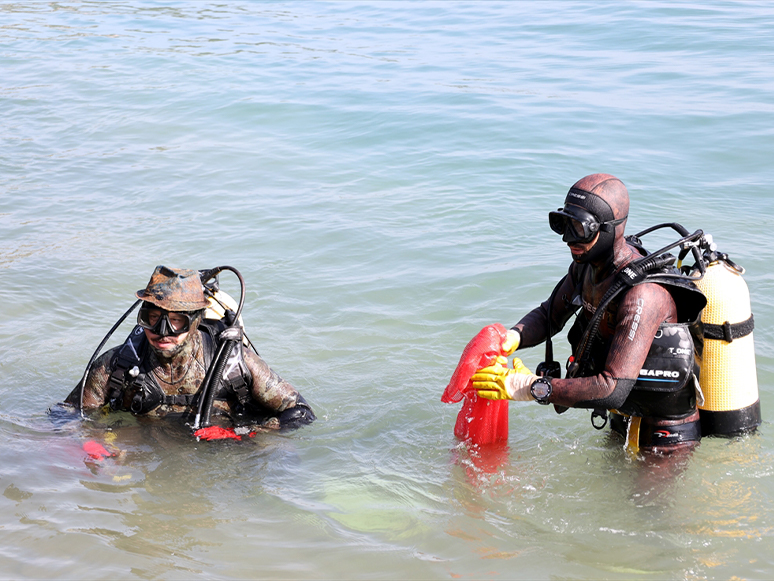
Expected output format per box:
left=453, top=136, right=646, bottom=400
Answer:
left=135, top=265, right=210, bottom=311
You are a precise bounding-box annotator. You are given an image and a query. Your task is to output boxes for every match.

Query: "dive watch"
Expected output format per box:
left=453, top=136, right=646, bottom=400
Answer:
left=530, top=377, right=553, bottom=405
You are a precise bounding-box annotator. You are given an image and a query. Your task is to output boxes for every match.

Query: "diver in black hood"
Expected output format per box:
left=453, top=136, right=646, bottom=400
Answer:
left=471, top=174, right=706, bottom=454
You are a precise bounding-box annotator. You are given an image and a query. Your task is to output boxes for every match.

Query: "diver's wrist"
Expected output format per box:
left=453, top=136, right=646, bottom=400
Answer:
left=530, top=376, right=552, bottom=404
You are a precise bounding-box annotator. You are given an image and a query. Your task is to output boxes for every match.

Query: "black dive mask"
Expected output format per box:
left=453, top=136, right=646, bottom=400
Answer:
left=549, top=205, right=627, bottom=244
left=549, top=187, right=628, bottom=264
left=137, top=305, right=194, bottom=336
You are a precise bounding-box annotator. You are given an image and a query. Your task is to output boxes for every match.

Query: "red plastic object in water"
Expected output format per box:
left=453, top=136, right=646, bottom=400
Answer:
left=442, top=323, right=510, bottom=445
left=83, top=440, right=113, bottom=460
left=194, top=426, right=242, bottom=441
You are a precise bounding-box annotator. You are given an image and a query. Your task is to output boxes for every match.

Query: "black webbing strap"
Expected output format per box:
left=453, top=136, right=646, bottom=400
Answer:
left=228, top=372, right=251, bottom=405
left=703, top=314, right=754, bottom=343
left=162, top=394, right=198, bottom=407
left=106, top=369, right=127, bottom=409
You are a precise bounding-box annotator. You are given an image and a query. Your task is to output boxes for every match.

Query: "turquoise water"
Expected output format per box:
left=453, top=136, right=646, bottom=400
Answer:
left=2, top=1, right=774, bottom=579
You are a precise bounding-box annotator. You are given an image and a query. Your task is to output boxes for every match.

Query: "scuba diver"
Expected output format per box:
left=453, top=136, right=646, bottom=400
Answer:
left=62, top=265, right=315, bottom=436
left=470, top=173, right=712, bottom=454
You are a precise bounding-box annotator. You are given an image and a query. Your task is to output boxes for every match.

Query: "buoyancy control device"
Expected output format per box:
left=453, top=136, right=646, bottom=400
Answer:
left=537, top=223, right=761, bottom=437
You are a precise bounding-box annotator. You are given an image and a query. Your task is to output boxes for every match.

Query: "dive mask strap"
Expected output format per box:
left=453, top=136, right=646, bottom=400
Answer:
left=599, top=215, right=628, bottom=233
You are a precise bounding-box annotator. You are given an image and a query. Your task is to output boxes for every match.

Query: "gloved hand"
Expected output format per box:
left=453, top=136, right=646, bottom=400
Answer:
left=500, top=329, right=520, bottom=355
left=471, top=355, right=538, bottom=401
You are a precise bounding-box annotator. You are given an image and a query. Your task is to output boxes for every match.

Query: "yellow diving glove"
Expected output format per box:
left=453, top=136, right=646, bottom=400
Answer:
left=500, top=329, right=520, bottom=355
left=471, top=355, right=538, bottom=401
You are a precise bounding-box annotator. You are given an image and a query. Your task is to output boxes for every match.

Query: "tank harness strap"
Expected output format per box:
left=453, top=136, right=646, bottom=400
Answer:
left=228, top=372, right=250, bottom=406
left=703, top=314, right=754, bottom=343
left=107, top=326, right=146, bottom=410
left=162, top=394, right=198, bottom=407
left=106, top=369, right=127, bottom=409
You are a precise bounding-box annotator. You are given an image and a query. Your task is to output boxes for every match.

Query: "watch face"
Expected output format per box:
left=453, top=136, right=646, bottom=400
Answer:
left=532, top=381, right=548, bottom=397
left=532, top=379, right=551, bottom=399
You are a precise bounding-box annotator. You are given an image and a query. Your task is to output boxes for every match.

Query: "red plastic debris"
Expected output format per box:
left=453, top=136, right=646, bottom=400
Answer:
left=83, top=440, right=113, bottom=460
left=442, top=323, right=510, bottom=445
left=194, top=426, right=242, bottom=441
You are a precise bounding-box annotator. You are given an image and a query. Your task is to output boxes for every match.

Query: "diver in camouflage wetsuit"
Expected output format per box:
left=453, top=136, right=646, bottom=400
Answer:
left=65, top=265, right=314, bottom=431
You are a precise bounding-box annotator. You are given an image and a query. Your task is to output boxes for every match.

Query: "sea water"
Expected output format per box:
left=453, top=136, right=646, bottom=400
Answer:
left=2, top=1, right=774, bottom=579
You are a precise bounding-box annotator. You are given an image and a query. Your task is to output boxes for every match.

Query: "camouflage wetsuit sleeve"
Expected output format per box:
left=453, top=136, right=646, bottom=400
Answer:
left=550, top=282, right=676, bottom=410
left=243, top=350, right=299, bottom=412
left=63, top=348, right=116, bottom=409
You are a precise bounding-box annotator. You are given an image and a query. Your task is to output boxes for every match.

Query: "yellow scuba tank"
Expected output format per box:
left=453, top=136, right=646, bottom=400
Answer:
left=204, top=288, right=243, bottom=326
left=204, top=288, right=250, bottom=348
left=622, top=224, right=761, bottom=438
left=198, top=267, right=251, bottom=350
left=693, top=258, right=761, bottom=436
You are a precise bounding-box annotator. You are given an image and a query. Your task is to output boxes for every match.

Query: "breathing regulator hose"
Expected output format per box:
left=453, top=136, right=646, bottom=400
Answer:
left=193, top=266, right=246, bottom=431
left=77, top=299, right=143, bottom=418
left=631, top=223, right=707, bottom=280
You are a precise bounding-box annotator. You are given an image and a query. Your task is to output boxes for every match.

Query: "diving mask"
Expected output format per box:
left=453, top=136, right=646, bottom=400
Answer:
left=137, top=305, right=195, bottom=336
left=549, top=205, right=626, bottom=244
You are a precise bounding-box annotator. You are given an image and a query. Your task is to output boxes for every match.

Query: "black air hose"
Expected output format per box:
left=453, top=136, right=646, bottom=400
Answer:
left=192, top=266, right=246, bottom=432
left=77, top=299, right=142, bottom=416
